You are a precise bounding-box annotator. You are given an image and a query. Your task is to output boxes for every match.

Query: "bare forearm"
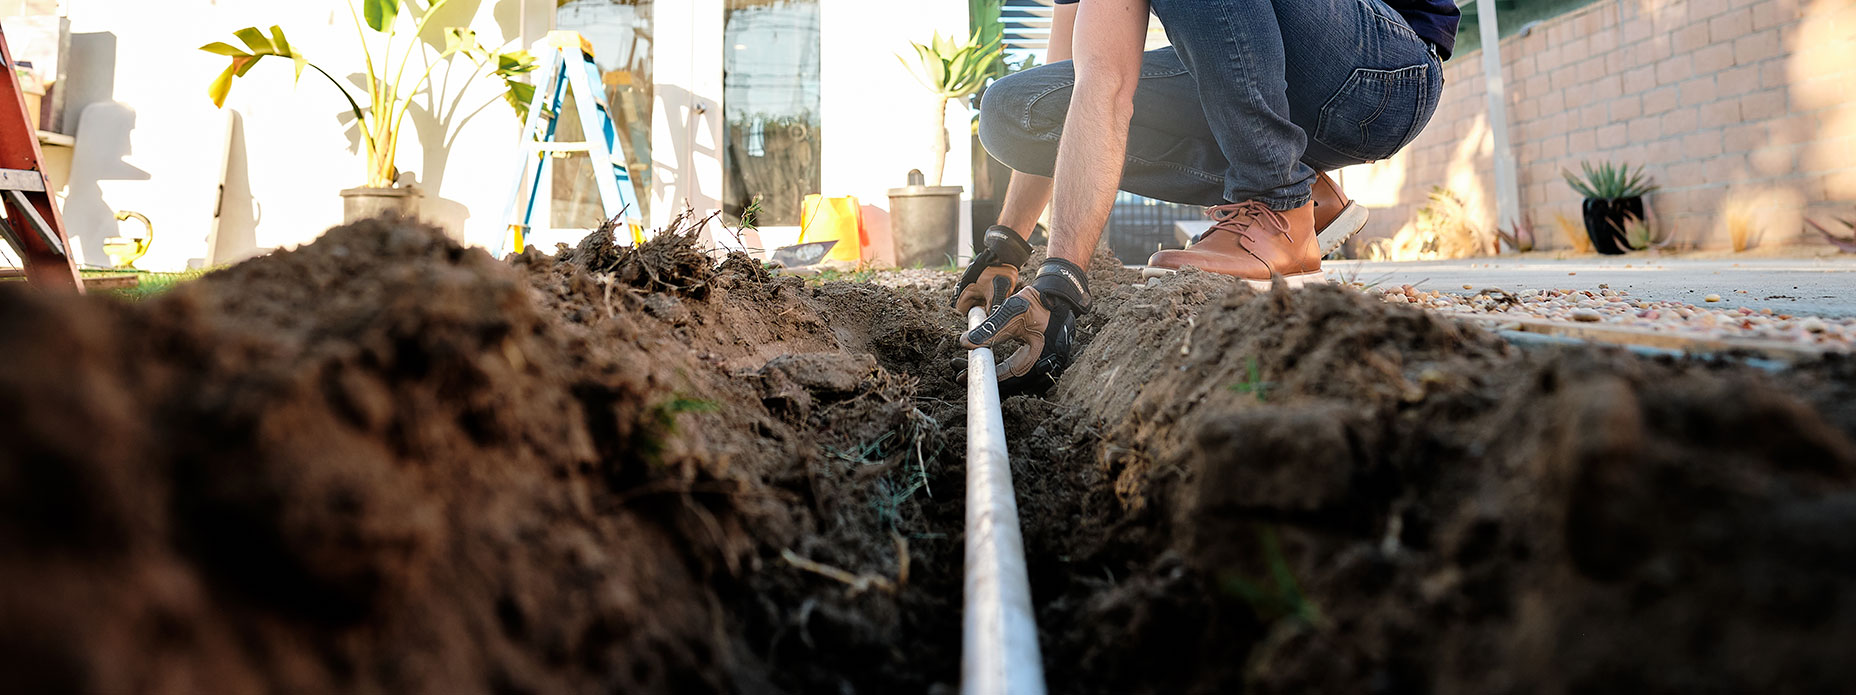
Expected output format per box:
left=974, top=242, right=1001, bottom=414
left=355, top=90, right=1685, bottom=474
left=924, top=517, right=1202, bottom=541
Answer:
left=998, top=173, right=1053, bottom=238
left=1047, top=83, right=1134, bottom=263
left=992, top=4, right=1077, bottom=240
left=1047, top=0, right=1147, bottom=265
left=1049, top=4, right=1077, bottom=63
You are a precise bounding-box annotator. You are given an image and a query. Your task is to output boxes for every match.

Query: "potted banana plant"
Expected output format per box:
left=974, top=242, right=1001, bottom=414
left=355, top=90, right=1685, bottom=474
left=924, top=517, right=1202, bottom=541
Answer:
left=202, top=0, right=535, bottom=223
left=1563, top=161, right=1659, bottom=255
left=890, top=29, right=1000, bottom=266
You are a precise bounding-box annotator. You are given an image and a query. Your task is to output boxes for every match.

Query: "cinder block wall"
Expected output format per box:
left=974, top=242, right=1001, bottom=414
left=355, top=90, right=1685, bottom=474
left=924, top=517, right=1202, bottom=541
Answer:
left=1341, top=0, right=1856, bottom=252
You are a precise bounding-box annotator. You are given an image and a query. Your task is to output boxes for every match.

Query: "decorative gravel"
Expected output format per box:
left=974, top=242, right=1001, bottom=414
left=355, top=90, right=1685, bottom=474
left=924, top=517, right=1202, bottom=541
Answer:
left=1360, top=282, right=1856, bottom=349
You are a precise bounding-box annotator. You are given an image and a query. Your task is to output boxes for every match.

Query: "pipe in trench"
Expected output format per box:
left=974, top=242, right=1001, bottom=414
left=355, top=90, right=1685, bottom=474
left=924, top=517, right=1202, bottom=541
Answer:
left=961, top=307, right=1047, bottom=695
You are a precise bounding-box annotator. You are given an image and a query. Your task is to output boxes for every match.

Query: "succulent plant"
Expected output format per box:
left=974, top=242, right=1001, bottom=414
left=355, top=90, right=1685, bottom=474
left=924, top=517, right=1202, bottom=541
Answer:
left=1563, top=161, right=1659, bottom=200
left=899, top=29, right=1002, bottom=186
left=1807, top=215, right=1856, bottom=253
left=1496, top=217, right=1535, bottom=253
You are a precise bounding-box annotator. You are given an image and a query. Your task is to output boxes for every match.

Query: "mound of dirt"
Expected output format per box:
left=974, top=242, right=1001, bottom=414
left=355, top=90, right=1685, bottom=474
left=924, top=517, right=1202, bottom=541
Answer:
left=5, top=215, right=1855, bottom=694
left=0, top=218, right=970, bottom=694
left=1021, top=272, right=1856, bottom=694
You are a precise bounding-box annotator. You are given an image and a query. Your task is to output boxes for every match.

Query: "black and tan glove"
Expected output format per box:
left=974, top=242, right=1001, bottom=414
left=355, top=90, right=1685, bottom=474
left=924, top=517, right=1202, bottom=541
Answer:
left=953, top=225, right=1036, bottom=315
left=960, top=258, right=1092, bottom=396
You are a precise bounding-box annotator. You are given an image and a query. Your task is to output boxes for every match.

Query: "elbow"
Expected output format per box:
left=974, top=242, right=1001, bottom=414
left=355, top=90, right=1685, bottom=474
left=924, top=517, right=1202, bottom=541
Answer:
left=1074, top=74, right=1139, bottom=118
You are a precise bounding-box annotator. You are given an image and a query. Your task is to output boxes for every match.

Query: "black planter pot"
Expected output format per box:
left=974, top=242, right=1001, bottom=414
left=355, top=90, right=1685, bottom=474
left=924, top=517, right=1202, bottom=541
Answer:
left=1582, top=196, right=1644, bottom=255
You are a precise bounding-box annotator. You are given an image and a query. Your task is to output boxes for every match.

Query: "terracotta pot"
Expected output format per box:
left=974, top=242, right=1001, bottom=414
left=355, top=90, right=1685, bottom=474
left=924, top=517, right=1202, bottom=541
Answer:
left=340, top=186, right=423, bottom=224
left=1581, top=196, right=1644, bottom=255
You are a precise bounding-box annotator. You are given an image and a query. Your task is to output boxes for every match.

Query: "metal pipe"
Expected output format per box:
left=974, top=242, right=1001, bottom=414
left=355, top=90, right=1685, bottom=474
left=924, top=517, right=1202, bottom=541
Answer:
left=962, top=307, right=1047, bottom=695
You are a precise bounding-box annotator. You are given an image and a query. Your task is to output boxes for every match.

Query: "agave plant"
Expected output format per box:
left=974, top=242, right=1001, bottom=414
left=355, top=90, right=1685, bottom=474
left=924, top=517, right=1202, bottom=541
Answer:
left=202, top=0, right=536, bottom=189
left=1563, top=161, right=1659, bottom=200
left=899, top=29, right=1001, bottom=186
left=1496, top=217, right=1535, bottom=253
left=1621, top=215, right=1677, bottom=251
left=1806, top=215, right=1856, bottom=253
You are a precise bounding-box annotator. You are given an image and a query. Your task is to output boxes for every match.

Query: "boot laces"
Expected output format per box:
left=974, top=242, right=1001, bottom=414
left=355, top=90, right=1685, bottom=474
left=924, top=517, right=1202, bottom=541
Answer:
left=1206, top=201, right=1291, bottom=246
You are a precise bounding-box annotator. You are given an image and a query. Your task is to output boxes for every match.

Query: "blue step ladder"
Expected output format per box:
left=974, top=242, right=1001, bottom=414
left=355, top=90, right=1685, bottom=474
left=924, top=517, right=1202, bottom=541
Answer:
left=500, top=31, right=645, bottom=256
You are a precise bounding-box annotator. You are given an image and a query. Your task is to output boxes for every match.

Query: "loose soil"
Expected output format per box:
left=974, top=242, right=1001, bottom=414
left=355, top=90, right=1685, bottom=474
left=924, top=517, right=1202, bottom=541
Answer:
left=3, top=217, right=1854, bottom=694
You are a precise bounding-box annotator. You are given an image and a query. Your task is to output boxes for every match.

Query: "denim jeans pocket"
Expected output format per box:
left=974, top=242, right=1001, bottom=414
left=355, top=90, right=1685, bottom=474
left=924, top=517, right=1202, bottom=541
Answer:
left=1314, top=62, right=1435, bottom=162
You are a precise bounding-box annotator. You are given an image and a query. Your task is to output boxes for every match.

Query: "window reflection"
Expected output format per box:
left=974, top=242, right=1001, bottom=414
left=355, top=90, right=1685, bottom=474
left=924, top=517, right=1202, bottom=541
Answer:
left=723, top=0, right=822, bottom=227
left=555, top=0, right=653, bottom=227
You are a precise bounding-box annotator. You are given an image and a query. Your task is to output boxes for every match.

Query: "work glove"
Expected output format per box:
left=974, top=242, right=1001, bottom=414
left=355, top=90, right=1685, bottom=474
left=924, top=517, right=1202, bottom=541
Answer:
left=960, top=258, right=1092, bottom=396
left=953, top=225, right=1036, bottom=315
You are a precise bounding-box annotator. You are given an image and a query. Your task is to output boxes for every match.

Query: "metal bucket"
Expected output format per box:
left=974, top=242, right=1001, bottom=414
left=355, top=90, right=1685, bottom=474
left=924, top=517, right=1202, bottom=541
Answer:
left=340, top=186, right=423, bottom=225
left=888, top=170, right=962, bottom=268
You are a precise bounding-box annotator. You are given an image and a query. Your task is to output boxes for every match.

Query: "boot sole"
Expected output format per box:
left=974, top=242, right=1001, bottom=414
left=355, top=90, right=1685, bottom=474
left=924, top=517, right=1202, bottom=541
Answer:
left=1315, top=203, right=1369, bottom=256
left=1139, top=266, right=1328, bottom=291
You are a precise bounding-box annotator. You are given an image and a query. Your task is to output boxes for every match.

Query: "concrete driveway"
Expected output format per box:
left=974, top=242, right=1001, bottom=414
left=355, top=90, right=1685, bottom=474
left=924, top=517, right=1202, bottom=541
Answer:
left=1331, top=256, right=1856, bottom=318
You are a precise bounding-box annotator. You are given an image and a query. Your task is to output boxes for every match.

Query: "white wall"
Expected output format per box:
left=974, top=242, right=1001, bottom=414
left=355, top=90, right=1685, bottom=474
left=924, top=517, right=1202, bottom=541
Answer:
left=53, top=0, right=541, bottom=271
left=649, top=0, right=723, bottom=232
left=819, top=0, right=973, bottom=265
left=643, top=1, right=971, bottom=266
left=29, top=0, right=971, bottom=272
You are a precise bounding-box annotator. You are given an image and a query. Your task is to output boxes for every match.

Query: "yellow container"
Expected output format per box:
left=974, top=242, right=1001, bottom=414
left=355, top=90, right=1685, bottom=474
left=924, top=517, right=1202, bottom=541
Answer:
left=798, top=194, right=867, bottom=264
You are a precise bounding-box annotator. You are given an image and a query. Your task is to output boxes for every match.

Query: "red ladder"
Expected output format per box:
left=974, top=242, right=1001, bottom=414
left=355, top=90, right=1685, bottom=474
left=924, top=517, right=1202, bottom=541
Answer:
left=0, top=23, right=80, bottom=293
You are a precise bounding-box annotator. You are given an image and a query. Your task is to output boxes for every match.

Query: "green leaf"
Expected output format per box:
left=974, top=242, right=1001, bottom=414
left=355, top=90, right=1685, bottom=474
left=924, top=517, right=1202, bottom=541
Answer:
left=901, top=29, right=1004, bottom=100
left=363, top=0, right=400, bottom=32
left=208, top=64, right=238, bottom=107
left=927, top=57, right=947, bottom=93
left=200, top=42, right=251, bottom=57
left=948, top=51, right=972, bottom=83
left=504, top=81, right=536, bottom=119
left=496, top=50, right=537, bottom=75
left=231, top=55, right=261, bottom=78
left=269, top=26, right=293, bottom=57
left=444, top=27, right=469, bottom=55
left=233, top=27, right=273, bottom=55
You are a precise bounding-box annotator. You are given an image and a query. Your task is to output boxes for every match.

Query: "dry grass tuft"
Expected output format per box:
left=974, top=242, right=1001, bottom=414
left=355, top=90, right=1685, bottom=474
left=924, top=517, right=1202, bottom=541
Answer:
left=1554, top=213, right=1593, bottom=254
left=1725, top=207, right=1761, bottom=253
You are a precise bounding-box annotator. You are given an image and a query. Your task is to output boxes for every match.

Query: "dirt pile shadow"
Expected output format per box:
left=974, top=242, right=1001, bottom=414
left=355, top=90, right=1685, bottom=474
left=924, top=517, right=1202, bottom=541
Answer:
left=0, top=217, right=969, bottom=693
left=1024, top=271, right=1856, bottom=694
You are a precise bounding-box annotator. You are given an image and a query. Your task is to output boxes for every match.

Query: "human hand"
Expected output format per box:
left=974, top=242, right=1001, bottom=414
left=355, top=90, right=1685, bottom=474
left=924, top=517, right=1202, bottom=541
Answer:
left=960, top=258, right=1092, bottom=396
left=952, top=225, right=1035, bottom=315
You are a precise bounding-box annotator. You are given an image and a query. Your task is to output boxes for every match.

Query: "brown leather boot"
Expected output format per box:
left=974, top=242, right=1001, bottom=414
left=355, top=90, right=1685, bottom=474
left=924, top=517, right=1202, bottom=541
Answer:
left=1143, top=200, right=1325, bottom=290
left=1312, top=171, right=1369, bottom=256
left=1180, top=172, right=1368, bottom=255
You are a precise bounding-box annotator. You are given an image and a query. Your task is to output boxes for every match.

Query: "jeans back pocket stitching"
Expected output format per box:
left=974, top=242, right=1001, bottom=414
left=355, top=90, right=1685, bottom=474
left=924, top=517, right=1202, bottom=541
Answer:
left=1316, top=63, right=1429, bottom=163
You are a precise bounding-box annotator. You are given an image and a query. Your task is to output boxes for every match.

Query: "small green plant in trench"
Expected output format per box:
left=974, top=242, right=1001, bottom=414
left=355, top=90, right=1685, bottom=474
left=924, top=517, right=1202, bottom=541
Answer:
left=825, top=415, right=940, bottom=532
left=1219, top=527, right=1323, bottom=628
left=636, top=396, right=719, bottom=463
left=1229, top=357, right=1274, bottom=402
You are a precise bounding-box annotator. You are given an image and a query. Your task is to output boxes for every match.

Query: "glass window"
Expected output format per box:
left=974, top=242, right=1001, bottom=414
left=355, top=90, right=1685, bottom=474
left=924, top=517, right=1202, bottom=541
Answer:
left=555, top=0, right=653, bottom=226
left=723, top=0, right=822, bottom=227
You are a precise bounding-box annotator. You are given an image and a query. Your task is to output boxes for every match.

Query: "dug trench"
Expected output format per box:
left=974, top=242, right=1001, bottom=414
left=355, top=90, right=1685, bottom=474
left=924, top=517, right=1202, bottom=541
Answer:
left=2, top=217, right=1854, bottom=693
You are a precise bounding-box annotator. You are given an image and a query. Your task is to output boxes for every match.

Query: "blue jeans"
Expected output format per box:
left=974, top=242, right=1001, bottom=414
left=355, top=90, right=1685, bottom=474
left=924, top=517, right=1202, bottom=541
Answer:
left=977, top=0, right=1444, bottom=210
